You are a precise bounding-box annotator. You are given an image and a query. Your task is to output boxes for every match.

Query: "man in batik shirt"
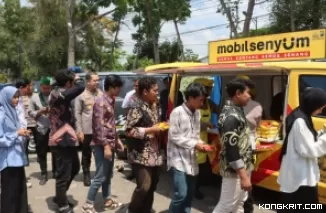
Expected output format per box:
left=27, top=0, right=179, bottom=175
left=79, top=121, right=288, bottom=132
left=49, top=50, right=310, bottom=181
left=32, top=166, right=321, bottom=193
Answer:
left=49, top=69, right=85, bottom=213
left=81, top=75, right=124, bottom=213
left=212, top=77, right=255, bottom=213
left=125, top=76, right=165, bottom=213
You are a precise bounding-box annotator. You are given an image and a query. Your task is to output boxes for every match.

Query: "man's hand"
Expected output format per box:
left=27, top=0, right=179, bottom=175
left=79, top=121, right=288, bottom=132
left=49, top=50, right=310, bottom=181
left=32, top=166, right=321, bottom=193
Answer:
left=202, top=144, right=216, bottom=152
left=78, top=132, right=84, bottom=142
left=116, top=138, right=124, bottom=152
left=150, top=125, right=162, bottom=134
left=104, top=145, right=112, bottom=160
left=195, top=143, right=205, bottom=151
left=240, top=175, right=252, bottom=192
left=207, top=122, right=216, bottom=129
left=17, top=128, right=29, bottom=137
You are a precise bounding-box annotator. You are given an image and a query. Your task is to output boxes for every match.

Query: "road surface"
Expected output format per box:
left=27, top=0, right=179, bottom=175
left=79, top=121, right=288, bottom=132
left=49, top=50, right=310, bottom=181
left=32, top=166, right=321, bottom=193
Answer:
left=25, top=153, right=277, bottom=213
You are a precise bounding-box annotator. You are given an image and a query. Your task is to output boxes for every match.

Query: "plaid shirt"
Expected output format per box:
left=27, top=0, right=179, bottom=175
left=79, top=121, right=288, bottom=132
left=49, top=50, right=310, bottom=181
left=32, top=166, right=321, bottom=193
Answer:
left=167, top=104, right=202, bottom=176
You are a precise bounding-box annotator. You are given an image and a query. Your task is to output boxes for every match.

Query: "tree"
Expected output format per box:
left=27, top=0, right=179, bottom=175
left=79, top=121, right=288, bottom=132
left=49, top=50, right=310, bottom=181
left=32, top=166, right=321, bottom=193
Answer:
left=183, top=49, right=199, bottom=62
left=0, top=0, right=35, bottom=78
left=217, top=0, right=269, bottom=37
left=124, top=55, right=154, bottom=70
left=160, top=0, right=191, bottom=61
left=65, top=0, right=122, bottom=67
left=269, top=0, right=326, bottom=32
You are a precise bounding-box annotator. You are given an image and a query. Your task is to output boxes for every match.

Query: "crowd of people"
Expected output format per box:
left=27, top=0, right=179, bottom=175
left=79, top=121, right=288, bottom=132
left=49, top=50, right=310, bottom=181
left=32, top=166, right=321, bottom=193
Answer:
left=0, top=67, right=326, bottom=213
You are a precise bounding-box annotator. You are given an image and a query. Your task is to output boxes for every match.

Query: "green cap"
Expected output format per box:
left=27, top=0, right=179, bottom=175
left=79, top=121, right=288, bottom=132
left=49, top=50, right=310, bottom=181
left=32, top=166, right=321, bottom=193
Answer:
left=40, top=76, right=51, bottom=85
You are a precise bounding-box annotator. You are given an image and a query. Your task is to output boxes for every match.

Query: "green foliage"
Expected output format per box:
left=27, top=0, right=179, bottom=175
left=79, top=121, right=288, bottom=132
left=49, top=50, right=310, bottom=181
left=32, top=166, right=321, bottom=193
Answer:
left=269, top=0, right=326, bottom=33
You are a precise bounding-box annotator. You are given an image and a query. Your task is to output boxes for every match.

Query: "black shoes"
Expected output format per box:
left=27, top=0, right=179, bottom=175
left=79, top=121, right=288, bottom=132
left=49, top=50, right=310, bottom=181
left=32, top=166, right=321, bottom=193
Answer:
left=83, top=173, right=91, bottom=187
left=126, top=174, right=135, bottom=181
left=52, top=197, right=75, bottom=208
left=39, top=174, right=48, bottom=185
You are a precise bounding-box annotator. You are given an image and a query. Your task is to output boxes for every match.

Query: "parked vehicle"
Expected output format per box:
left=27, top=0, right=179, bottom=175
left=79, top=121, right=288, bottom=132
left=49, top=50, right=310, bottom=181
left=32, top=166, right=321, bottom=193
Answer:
left=77, top=71, right=168, bottom=158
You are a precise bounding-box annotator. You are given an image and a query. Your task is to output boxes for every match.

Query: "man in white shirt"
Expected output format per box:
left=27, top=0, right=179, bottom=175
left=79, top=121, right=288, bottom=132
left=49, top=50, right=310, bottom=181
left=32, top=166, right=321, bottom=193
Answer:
left=122, top=78, right=139, bottom=109
left=167, top=82, right=215, bottom=213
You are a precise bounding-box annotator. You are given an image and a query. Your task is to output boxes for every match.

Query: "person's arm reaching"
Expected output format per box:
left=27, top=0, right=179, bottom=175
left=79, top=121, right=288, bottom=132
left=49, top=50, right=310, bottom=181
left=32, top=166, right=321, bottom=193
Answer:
left=294, top=118, right=326, bottom=158
left=60, top=84, right=85, bottom=102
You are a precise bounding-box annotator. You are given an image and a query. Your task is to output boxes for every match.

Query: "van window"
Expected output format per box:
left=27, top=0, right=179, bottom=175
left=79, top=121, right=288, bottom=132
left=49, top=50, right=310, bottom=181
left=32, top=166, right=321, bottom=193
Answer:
left=299, top=75, right=326, bottom=117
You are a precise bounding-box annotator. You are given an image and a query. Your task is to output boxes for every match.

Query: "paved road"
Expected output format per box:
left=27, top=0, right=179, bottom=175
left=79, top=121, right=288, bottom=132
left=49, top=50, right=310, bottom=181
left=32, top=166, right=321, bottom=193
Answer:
left=25, top=153, right=276, bottom=213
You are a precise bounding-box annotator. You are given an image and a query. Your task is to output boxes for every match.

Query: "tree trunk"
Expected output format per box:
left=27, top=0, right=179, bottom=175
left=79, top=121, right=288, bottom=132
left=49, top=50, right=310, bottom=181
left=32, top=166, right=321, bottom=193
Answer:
left=290, top=0, right=296, bottom=32
left=145, top=0, right=160, bottom=63
left=110, top=18, right=121, bottom=70
left=66, top=0, right=76, bottom=67
left=173, top=20, right=185, bottom=61
left=312, top=0, right=321, bottom=29
left=242, top=0, right=255, bottom=37
left=219, top=0, right=238, bottom=37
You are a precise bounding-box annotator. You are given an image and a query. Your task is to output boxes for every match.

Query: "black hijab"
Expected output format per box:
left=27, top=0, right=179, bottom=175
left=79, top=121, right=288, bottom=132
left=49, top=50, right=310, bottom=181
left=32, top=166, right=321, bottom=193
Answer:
left=279, top=88, right=326, bottom=162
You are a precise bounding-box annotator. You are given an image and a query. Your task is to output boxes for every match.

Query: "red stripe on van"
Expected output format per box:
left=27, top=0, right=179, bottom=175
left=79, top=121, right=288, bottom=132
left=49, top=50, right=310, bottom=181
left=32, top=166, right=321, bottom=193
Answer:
left=286, top=104, right=292, bottom=115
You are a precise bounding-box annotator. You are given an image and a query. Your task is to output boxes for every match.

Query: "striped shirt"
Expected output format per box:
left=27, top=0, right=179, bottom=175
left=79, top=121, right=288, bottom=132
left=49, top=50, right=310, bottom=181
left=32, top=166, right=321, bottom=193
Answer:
left=167, top=104, right=202, bottom=176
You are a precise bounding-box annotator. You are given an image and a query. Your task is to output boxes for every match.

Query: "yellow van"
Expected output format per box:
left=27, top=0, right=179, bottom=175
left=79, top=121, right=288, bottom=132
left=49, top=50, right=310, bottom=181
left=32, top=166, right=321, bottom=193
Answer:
left=142, top=61, right=326, bottom=204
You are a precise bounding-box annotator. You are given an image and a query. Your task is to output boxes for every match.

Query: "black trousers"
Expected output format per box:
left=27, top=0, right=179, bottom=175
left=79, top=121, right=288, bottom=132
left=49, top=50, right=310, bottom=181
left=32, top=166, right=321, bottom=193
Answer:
left=53, top=147, right=80, bottom=209
left=129, top=164, right=160, bottom=213
left=277, top=185, right=320, bottom=213
left=1, top=167, right=29, bottom=213
left=244, top=191, right=254, bottom=213
left=196, top=158, right=214, bottom=191
left=81, top=134, right=92, bottom=174
left=35, top=130, right=56, bottom=176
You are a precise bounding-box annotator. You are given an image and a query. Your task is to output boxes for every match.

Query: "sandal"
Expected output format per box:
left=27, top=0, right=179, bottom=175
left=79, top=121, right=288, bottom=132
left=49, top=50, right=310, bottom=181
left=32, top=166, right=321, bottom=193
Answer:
left=103, top=199, right=123, bottom=210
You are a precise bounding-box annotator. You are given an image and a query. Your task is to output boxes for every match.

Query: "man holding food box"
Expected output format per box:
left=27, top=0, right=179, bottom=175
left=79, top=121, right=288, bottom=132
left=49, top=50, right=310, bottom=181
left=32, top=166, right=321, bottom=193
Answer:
left=167, top=82, right=216, bottom=213
left=193, top=77, right=220, bottom=200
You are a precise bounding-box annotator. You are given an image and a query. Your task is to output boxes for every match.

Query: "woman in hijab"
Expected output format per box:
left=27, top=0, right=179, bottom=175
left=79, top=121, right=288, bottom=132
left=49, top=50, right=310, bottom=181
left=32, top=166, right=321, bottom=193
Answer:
left=278, top=87, right=326, bottom=213
left=0, top=86, right=31, bottom=213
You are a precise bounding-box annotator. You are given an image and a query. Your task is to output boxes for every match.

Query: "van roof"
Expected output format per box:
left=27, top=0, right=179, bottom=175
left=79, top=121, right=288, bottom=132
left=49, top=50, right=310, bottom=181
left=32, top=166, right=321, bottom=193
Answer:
left=143, top=61, right=326, bottom=76
left=77, top=71, right=135, bottom=76
left=77, top=71, right=167, bottom=76
left=139, top=62, right=207, bottom=72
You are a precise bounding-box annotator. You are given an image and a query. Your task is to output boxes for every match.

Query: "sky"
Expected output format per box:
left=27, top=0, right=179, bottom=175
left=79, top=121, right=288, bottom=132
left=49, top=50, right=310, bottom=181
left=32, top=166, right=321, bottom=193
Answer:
left=20, top=0, right=272, bottom=59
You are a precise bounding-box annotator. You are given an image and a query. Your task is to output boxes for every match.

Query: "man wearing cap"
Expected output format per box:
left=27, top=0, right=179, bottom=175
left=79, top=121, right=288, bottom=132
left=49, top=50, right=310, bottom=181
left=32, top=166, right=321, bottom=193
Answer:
left=28, top=76, right=56, bottom=185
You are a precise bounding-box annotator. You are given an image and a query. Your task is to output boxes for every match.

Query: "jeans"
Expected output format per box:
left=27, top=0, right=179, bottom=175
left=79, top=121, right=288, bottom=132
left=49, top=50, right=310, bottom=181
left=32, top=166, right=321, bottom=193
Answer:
left=129, top=164, right=160, bottom=213
left=86, top=146, right=115, bottom=203
left=53, top=147, right=80, bottom=209
left=82, top=135, right=93, bottom=174
left=168, top=167, right=197, bottom=213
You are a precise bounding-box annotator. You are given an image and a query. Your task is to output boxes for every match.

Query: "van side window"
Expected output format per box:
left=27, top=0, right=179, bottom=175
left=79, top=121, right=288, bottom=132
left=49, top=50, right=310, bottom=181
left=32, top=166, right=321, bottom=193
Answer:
left=299, top=75, right=326, bottom=117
